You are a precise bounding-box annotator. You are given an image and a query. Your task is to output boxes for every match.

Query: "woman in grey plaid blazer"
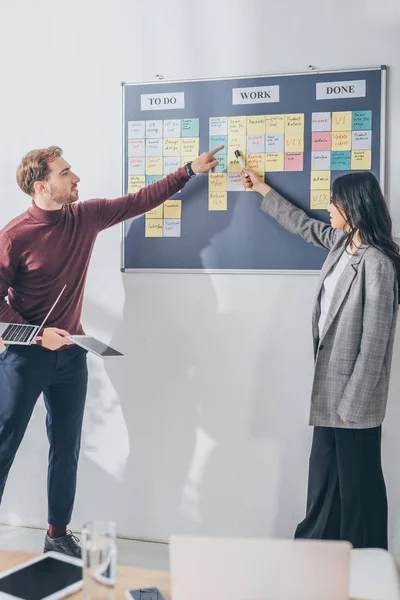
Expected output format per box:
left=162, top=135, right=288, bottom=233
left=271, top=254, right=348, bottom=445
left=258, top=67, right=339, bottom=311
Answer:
left=242, top=168, right=400, bottom=550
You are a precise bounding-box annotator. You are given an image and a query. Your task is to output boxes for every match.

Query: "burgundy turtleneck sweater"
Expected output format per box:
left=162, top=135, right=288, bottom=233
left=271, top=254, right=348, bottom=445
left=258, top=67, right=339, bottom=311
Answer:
left=0, top=167, right=189, bottom=334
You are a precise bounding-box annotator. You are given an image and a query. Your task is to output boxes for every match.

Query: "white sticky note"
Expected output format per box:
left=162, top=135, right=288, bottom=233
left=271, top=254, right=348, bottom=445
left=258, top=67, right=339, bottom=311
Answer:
left=145, top=120, right=163, bottom=138
left=312, top=112, right=332, bottom=132
left=265, top=134, right=284, bottom=153
left=128, top=121, right=145, bottom=139
left=164, top=157, right=180, bottom=174
left=247, top=134, right=265, bottom=154
left=209, top=117, right=228, bottom=136
left=128, top=139, right=145, bottom=157
left=128, top=157, right=146, bottom=175
left=164, top=119, right=181, bottom=137
left=352, top=130, right=372, bottom=150
left=311, top=151, right=331, bottom=171
left=146, top=138, right=163, bottom=156
left=227, top=173, right=245, bottom=192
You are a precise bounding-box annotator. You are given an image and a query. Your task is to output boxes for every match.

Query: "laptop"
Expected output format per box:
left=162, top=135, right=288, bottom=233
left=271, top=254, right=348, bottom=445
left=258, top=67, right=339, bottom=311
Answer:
left=0, top=285, right=66, bottom=345
left=67, top=335, right=124, bottom=359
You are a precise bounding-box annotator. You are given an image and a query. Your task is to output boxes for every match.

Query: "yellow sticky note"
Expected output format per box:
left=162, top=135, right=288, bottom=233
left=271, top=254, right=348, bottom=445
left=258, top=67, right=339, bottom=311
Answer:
left=265, top=152, right=284, bottom=172
left=181, top=137, right=199, bottom=157
left=332, top=112, right=352, bottom=132
left=164, top=138, right=181, bottom=156
left=311, top=171, right=331, bottom=190
left=247, top=153, right=265, bottom=175
left=146, top=157, right=163, bottom=175
left=146, top=204, right=163, bottom=219
left=145, top=218, right=163, bottom=237
left=285, top=114, right=304, bottom=133
left=228, top=116, right=247, bottom=135
left=332, top=131, right=352, bottom=151
left=351, top=150, right=372, bottom=170
left=209, top=173, right=227, bottom=192
left=209, top=192, right=227, bottom=211
left=310, top=190, right=330, bottom=210
left=228, top=135, right=246, bottom=172
left=265, top=114, right=285, bottom=134
left=285, top=135, right=304, bottom=153
left=181, top=155, right=197, bottom=167
left=128, top=175, right=145, bottom=193
left=247, top=115, right=266, bottom=134
left=164, top=200, right=181, bottom=219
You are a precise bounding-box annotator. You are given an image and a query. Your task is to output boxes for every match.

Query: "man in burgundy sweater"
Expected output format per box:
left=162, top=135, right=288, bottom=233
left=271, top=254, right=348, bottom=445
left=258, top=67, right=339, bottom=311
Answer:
left=0, top=144, right=222, bottom=556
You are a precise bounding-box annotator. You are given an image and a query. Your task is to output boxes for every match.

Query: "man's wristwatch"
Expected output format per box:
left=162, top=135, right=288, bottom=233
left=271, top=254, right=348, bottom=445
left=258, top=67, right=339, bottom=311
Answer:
left=184, top=161, right=196, bottom=178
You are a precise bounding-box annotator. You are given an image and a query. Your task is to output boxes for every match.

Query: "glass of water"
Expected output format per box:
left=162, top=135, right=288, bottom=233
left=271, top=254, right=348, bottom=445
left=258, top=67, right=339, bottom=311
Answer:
left=82, top=521, right=117, bottom=600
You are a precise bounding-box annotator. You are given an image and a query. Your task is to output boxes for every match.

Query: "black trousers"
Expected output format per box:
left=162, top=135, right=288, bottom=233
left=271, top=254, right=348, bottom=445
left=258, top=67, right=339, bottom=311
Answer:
left=294, top=426, right=388, bottom=549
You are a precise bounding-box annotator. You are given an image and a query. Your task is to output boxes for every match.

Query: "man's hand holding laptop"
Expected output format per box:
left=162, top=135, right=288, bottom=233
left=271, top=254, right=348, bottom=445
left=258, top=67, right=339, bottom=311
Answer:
left=35, top=327, right=74, bottom=351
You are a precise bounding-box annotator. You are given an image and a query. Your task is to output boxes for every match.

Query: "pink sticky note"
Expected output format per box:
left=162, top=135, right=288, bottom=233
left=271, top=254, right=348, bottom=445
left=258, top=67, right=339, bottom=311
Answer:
left=285, top=152, right=304, bottom=171
left=312, top=132, right=331, bottom=152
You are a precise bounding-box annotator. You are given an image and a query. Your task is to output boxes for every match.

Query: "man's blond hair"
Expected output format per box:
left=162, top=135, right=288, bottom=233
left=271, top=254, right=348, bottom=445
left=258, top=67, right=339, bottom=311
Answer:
left=16, top=146, right=63, bottom=196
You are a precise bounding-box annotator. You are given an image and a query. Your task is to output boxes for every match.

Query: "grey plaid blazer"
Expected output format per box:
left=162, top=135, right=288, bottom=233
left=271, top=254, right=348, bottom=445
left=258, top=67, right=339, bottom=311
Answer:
left=261, top=189, right=399, bottom=429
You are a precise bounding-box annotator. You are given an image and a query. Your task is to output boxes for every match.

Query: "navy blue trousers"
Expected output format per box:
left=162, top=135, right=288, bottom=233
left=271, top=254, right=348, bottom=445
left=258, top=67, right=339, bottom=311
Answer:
left=0, top=344, right=88, bottom=525
left=295, top=426, right=388, bottom=549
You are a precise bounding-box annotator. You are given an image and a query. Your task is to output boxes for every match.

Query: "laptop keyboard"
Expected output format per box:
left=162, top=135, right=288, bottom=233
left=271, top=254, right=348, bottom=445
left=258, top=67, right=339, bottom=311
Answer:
left=2, top=324, right=37, bottom=343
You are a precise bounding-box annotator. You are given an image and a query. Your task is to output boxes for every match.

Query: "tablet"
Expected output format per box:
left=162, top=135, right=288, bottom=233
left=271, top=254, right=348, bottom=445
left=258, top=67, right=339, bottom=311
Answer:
left=67, top=336, right=124, bottom=358
left=0, top=552, right=83, bottom=600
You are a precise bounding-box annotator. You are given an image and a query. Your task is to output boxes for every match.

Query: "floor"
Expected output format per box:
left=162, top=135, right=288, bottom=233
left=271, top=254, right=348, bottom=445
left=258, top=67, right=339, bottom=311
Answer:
left=0, top=525, right=170, bottom=571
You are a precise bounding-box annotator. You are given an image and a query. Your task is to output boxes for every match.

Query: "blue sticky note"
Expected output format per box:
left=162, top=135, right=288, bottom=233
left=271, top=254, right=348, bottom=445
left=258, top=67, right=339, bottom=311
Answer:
left=163, top=219, right=181, bottom=237
left=215, top=155, right=227, bottom=173
left=331, top=151, right=351, bottom=170
left=182, top=118, right=200, bottom=137
left=210, top=136, right=227, bottom=157
left=146, top=175, right=163, bottom=186
left=352, top=111, right=372, bottom=131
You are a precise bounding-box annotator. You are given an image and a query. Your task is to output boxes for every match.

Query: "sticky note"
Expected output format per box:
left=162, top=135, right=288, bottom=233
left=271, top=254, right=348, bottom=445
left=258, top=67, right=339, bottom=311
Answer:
left=181, top=137, right=199, bottom=157
left=265, top=114, right=285, bottom=134
left=265, top=152, right=284, bottom=172
left=247, top=115, right=266, bottom=134
left=182, top=118, right=199, bottom=137
left=351, top=150, right=372, bottom=170
left=210, top=136, right=228, bottom=156
left=310, top=190, right=330, bottom=210
left=332, top=112, right=352, bottom=132
left=311, top=152, right=331, bottom=171
left=312, top=132, right=331, bottom=152
left=228, top=116, right=247, bottom=135
left=265, top=134, right=284, bottom=153
left=145, top=120, right=163, bottom=138
left=209, top=117, right=228, bottom=136
left=146, top=205, right=163, bottom=219
left=128, top=139, right=145, bottom=158
left=332, top=131, right=352, bottom=152
left=146, top=138, right=163, bottom=157
left=215, top=154, right=227, bottom=173
left=128, top=175, right=145, bottom=193
left=209, top=192, right=227, bottom=211
left=163, top=219, right=181, bottom=237
left=247, top=134, right=265, bottom=154
left=285, top=135, right=304, bottom=153
left=145, top=218, right=163, bottom=237
left=228, top=135, right=246, bottom=172
left=352, top=131, right=372, bottom=150
left=311, top=171, right=331, bottom=190
left=146, top=156, right=163, bottom=175
left=164, top=200, right=182, bottom=219
left=312, top=112, right=331, bottom=132
left=128, top=157, right=145, bottom=175
left=146, top=175, right=163, bottom=186
left=247, top=153, right=265, bottom=175
left=128, top=121, right=145, bottom=139
left=352, top=110, right=372, bottom=131
left=285, top=152, right=304, bottom=171
left=209, top=173, right=227, bottom=192
left=163, top=119, right=181, bottom=137
left=163, top=138, right=181, bottom=156
left=285, top=114, right=304, bottom=132
left=331, top=151, right=351, bottom=170
left=164, top=157, right=180, bottom=174
left=227, top=173, right=245, bottom=191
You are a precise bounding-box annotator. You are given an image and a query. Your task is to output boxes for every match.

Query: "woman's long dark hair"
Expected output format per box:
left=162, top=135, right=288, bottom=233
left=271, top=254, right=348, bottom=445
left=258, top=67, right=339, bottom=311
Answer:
left=331, top=172, right=400, bottom=293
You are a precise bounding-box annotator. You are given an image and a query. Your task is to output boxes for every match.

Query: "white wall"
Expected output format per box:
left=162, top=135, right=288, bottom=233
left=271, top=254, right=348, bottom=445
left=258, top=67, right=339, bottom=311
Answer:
left=1, top=0, right=400, bottom=557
